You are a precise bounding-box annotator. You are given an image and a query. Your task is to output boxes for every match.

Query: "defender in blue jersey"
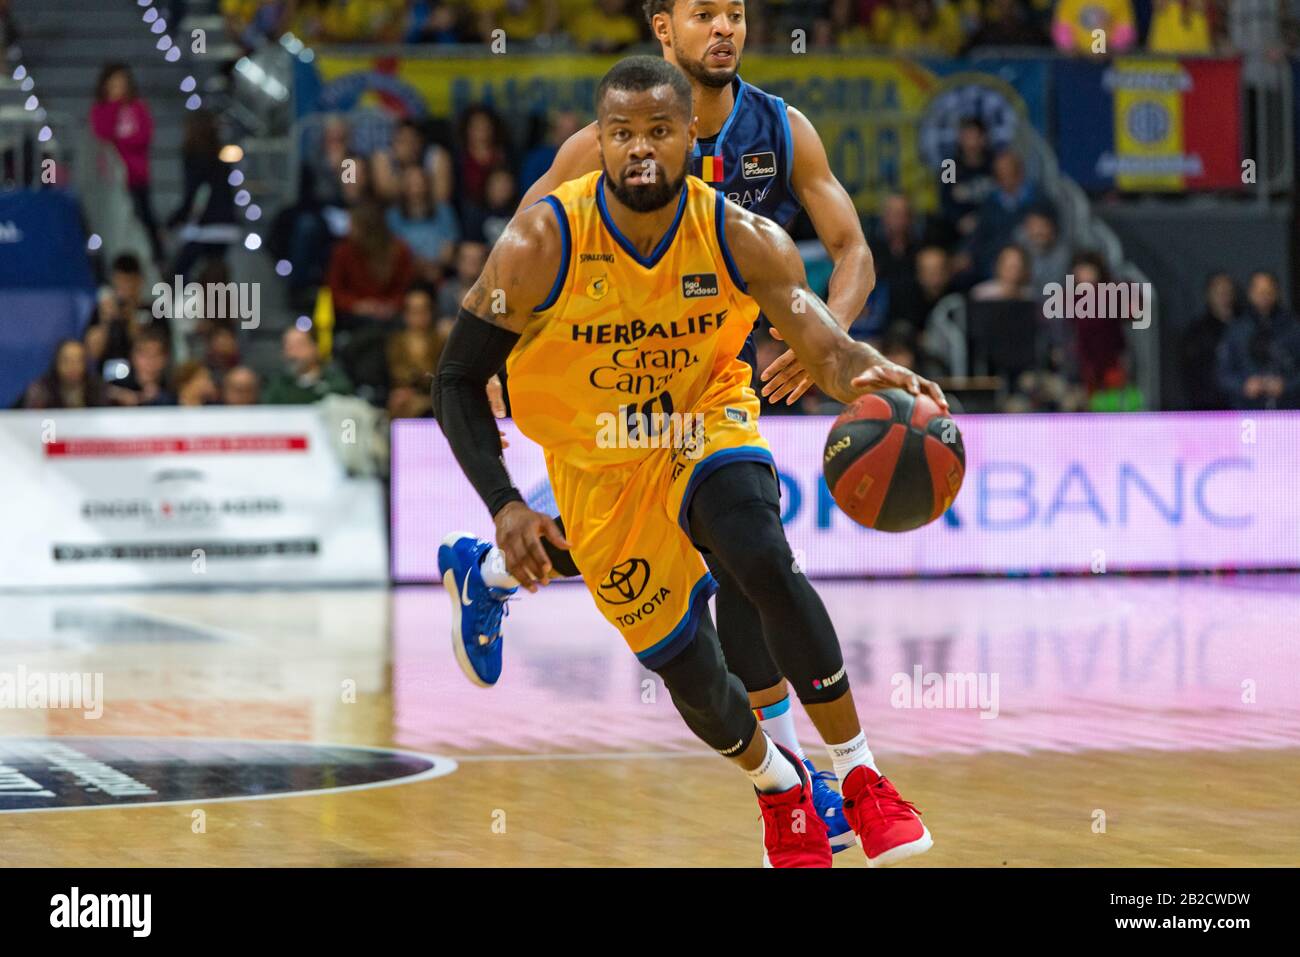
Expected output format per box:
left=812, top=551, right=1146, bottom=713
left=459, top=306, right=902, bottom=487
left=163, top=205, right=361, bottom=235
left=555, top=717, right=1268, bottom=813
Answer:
left=439, top=0, right=885, bottom=861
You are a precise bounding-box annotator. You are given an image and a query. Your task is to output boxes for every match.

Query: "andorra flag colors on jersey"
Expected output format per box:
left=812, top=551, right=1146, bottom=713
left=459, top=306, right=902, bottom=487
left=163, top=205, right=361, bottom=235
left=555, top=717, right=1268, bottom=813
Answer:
left=1054, top=57, right=1242, bottom=192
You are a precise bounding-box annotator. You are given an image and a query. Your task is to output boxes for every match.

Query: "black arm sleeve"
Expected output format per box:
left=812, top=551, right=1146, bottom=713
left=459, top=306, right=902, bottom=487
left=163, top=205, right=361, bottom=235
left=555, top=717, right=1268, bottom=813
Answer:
left=432, top=308, right=524, bottom=517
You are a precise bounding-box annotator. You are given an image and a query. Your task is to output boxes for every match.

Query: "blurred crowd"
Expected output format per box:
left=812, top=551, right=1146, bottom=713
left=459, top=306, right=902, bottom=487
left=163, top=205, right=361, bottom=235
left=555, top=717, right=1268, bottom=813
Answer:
left=219, top=0, right=1299, bottom=59
left=13, top=3, right=1300, bottom=420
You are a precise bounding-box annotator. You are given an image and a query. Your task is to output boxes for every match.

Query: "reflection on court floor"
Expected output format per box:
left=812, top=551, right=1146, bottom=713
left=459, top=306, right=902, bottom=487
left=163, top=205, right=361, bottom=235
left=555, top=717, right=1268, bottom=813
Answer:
left=393, top=577, right=1300, bottom=758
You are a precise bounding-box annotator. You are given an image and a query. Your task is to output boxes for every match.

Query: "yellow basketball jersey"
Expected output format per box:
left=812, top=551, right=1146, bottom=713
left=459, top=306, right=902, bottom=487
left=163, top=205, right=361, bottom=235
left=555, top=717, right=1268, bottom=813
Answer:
left=506, top=171, right=760, bottom=470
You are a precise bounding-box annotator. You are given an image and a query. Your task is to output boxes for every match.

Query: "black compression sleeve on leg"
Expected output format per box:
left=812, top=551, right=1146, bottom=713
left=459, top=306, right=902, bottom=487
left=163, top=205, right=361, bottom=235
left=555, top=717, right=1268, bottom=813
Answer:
left=433, top=309, right=524, bottom=517
left=704, top=555, right=784, bottom=694
left=687, top=462, right=849, bottom=706
left=653, top=608, right=759, bottom=756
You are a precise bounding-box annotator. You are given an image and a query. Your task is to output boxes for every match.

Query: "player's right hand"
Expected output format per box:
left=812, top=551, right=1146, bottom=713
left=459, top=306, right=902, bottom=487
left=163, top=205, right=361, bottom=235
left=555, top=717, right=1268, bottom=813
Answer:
left=492, top=502, right=572, bottom=593
left=486, top=375, right=506, bottom=418
left=851, top=360, right=949, bottom=415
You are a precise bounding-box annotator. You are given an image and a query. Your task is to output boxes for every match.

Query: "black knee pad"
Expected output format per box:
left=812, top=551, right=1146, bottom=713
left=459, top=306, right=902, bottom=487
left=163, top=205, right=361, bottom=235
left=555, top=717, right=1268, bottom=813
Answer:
left=653, top=612, right=758, bottom=757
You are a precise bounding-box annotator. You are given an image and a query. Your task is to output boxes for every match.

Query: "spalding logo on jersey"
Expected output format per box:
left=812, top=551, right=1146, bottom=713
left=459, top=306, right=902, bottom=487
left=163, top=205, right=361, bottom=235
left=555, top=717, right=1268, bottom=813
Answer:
left=742, top=152, right=778, bottom=180
left=681, top=273, right=719, bottom=299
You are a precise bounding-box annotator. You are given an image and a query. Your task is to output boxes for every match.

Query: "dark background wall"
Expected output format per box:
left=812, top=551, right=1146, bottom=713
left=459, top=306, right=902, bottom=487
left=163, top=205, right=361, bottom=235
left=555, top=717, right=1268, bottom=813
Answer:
left=1100, top=204, right=1293, bottom=410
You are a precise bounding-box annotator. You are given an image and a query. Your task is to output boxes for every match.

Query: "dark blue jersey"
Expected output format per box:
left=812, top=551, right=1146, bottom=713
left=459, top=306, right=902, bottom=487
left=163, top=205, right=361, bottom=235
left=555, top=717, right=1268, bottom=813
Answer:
left=691, top=77, right=802, bottom=230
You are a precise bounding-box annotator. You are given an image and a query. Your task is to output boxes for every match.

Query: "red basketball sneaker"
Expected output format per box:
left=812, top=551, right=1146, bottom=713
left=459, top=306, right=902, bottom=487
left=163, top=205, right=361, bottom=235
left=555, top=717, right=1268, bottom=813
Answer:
left=841, top=766, right=933, bottom=867
left=756, top=745, right=832, bottom=868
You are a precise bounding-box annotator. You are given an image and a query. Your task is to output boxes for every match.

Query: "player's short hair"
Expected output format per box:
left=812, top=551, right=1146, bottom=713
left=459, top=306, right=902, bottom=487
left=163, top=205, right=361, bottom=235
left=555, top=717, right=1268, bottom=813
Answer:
left=642, top=0, right=676, bottom=26
left=111, top=253, right=142, bottom=276
left=596, top=56, right=692, bottom=120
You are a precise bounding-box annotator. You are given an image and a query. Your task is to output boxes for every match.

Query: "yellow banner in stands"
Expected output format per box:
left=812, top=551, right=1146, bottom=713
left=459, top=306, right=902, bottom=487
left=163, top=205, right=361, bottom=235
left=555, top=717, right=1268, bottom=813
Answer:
left=310, top=54, right=973, bottom=214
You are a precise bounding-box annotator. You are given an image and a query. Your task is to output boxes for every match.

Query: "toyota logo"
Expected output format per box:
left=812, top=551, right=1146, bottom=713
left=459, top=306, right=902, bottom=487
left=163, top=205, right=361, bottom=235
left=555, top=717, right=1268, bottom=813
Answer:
left=597, top=558, right=651, bottom=605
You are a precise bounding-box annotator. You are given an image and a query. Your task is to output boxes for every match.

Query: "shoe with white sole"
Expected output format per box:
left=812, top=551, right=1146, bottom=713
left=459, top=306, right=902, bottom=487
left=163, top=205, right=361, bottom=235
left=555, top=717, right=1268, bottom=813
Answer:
left=805, top=760, right=857, bottom=854
left=841, top=765, right=933, bottom=867
left=437, top=532, right=516, bottom=688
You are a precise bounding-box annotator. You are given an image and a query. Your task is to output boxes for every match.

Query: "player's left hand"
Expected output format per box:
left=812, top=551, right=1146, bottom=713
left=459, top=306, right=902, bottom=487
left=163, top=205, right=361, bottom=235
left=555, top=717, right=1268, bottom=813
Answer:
left=851, top=360, right=950, bottom=415
left=759, top=327, right=813, bottom=405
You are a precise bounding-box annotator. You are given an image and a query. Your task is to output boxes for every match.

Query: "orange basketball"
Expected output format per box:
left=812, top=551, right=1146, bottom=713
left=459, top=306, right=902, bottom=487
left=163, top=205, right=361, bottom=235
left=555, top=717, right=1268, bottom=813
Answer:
left=823, top=388, right=965, bottom=532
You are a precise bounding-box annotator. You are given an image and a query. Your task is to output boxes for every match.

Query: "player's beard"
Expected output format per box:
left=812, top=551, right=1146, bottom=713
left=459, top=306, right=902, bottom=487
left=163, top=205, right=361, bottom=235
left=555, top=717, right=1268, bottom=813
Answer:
left=672, top=37, right=738, bottom=89
left=606, top=158, right=689, bottom=213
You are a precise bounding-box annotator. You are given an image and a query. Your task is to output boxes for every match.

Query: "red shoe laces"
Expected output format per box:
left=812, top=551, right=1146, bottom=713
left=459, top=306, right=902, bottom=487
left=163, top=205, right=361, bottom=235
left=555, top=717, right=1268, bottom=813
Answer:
left=846, top=776, right=922, bottom=825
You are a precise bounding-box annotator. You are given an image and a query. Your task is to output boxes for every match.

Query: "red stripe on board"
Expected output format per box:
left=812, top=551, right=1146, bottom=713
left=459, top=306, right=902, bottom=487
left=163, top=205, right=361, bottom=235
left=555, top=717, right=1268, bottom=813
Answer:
left=44, top=436, right=310, bottom=457
left=1183, top=59, right=1242, bottom=190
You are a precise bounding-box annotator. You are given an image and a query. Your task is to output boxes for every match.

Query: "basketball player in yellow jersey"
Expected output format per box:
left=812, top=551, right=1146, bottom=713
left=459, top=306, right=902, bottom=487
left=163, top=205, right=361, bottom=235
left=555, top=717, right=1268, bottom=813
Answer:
left=434, top=57, right=946, bottom=868
left=455, top=0, right=875, bottom=856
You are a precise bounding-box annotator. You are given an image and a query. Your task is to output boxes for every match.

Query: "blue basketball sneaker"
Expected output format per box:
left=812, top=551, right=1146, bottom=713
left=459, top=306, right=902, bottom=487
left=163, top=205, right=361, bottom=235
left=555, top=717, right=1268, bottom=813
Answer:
left=805, top=760, right=857, bottom=853
left=438, top=532, right=516, bottom=688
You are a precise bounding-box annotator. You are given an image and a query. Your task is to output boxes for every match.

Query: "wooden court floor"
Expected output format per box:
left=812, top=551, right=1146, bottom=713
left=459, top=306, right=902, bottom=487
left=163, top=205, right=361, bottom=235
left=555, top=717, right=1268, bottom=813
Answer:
left=1, top=578, right=1298, bottom=867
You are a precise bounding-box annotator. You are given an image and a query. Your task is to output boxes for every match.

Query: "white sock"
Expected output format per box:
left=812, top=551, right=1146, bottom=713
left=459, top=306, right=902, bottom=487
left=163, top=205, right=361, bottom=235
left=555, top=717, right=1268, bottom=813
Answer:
left=745, top=733, right=802, bottom=794
left=754, top=696, right=807, bottom=764
left=827, top=731, right=879, bottom=781
left=479, top=546, right=519, bottom=589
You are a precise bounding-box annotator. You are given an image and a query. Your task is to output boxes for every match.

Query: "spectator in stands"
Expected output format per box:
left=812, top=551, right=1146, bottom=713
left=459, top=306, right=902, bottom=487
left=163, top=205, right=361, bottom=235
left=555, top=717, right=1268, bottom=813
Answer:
left=520, top=111, right=583, bottom=198
left=167, top=109, right=240, bottom=282
left=889, top=245, right=952, bottom=336
left=328, top=202, right=414, bottom=400
left=1181, top=271, right=1237, bottom=410
left=174, top=361, right=218, bottom=407
left=456, top=106, right=508, bottom=210
left=1148, top=0, right=1213, bottom=53
left=22, top=341, right=106, bottom=410
left=201, top=321, right=242, bottom=379
left=1216, top=270, right=1300, bottom=410
left=0, top=0, right=18, bottom=62
left=438, top=241, right=489, bottom=318
left=874, top=0, right=965, bottom=56
left=277, top=119, right=367, bottom=288
left=962, top=149, right=1044, bottom=279
left=327, top=201, right=414, bottom=324
left=91, top=64, right=163, bottom=265
left=85, top=254, right=167, bottom=365
left=387, top=284, right=446, bottom=419
left=1016, top=207, right=1072, bottom=292
left=473, top=0, right=559, bottom=42
left=1052, top=0, right=1137, bottom=55
left=386, top=166, right=460, bottom=283
left=222, top=0, right=293, bottom=49
left=318, top=0, right=406, bottom=42
left=106, top=330, right=176, bottom=407
left=406, top=1, right=465, bottom=43
left=373, top=118, right=453, bottom=208
left=222, top=365, right=261, bottom=406
left=263, top=327, right=354, bottom=404
left=462, top=168, right=517, bottom=246
left=302, top=115, right=352, bottom=212
left=823, top=0, right=876, bottom=47
left=939, top=117, right=996, bottom=244
left=963, top=0, right=1049, bottom=50
left=1069, top=252, right=1130, bottom=396
left=873, top=194, right=924, bottom=299
left=971, top=243, right=1034, bottom=301
left=914, top=245, right=954, bottom=317
left=570, top=0, right=643, bottom=52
